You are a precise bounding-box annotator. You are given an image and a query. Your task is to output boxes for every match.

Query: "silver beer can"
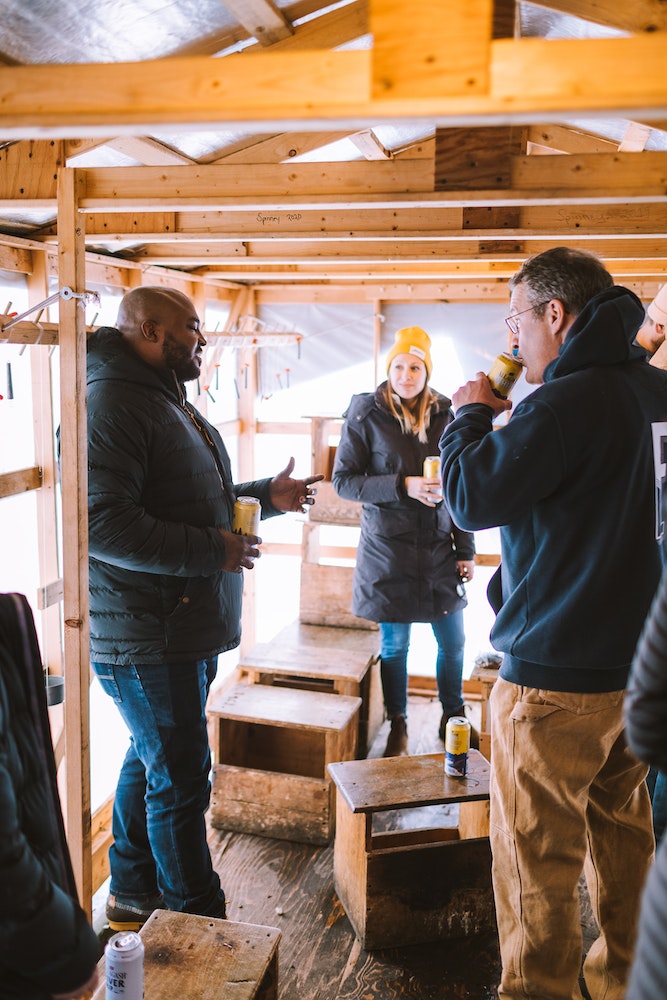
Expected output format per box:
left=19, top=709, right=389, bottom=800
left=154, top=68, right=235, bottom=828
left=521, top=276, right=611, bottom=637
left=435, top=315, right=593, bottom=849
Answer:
left=105, top=930, right=144, bottom=999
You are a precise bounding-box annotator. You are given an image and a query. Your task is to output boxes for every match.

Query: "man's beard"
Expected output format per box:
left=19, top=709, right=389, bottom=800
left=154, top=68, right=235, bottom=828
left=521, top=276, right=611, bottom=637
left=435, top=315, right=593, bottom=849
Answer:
left=162, top=332, right=201, bottom=382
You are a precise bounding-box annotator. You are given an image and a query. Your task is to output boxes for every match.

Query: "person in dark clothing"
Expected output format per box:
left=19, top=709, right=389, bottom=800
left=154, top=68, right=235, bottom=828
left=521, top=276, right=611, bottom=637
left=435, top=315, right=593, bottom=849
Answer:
left=635, top=283, right=667, bottom=843
left=0, top=593, right=100, bottom=1000
left=440, top=247, right=667, bottom=1000
left=625, top=567, right=667, bottom=1000
left=332, top=326, right=475, bottom=758
left=86, top=286, right=322, bottom=931
left=636, top=282, right=667, bottom=360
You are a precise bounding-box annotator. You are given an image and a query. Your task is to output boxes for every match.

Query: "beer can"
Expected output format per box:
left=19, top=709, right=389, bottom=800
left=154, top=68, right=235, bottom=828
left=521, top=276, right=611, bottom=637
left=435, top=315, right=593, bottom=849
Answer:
left=445, top=716, right=471, bottom=778
left=105, top=930, right=144, bottom=1000
left=487, top=352, right=523, bottom=400
left=233, top=496, right=261, bottom=536
left=423, top=455, right=440, bottom=478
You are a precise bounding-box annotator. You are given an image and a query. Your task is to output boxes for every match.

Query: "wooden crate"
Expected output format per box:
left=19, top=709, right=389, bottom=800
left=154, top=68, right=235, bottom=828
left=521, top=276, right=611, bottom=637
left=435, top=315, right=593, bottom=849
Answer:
left=209, top=682, right=361, bottom=845
left=92, top=910, right=281, bottom=1000
left=328, top=750, right=494, bottom=950
left=299, top=561, right=376, bottom=630
left=463, top=660, right=500, bottom=760
left=237, top=619, right=383, bottom=756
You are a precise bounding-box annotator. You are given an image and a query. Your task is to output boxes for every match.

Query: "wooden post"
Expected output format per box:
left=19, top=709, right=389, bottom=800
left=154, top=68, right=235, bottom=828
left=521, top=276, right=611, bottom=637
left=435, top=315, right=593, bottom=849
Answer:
left=373, top=299, right=383, bottom=388
left=28, top=254, right=63, bottom=689
left=57, top=167, right=92, bottom=913
left=237, top=291, right=258, bottom=654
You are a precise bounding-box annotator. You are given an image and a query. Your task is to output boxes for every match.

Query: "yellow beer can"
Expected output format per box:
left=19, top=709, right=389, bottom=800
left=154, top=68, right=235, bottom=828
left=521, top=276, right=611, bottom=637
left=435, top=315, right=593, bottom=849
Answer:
left=445, top=716, right=471, bottom=777
left=423, top=455, right=440, bottom=478
left=232, top=496, right=261, bottom=536
left=487, top=352, right=523, bottom=400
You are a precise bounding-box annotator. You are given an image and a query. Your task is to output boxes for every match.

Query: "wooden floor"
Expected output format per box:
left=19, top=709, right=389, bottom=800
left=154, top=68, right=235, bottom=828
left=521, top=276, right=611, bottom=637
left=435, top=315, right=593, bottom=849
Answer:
left=208, top=693, right=502, bottom=1000
left=96, top=691, right=598, bottom=999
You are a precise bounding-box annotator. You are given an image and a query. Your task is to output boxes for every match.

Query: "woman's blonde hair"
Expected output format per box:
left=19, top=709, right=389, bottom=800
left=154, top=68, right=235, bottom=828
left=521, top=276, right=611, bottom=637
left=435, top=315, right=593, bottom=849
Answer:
left=381, top=381, right=437, bottom=443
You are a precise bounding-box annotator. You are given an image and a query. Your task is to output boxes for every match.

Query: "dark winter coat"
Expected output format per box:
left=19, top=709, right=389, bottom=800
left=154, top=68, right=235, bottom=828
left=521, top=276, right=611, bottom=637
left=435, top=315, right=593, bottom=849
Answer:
left=332, top=384, right=475, bottom=623
left=87, top=326, right=280, bottom=665
left=0, top=593, right=101, bottom=999
left=625, top=568, right=667, bottom=999
left=441, top=285, right=667, bottom=693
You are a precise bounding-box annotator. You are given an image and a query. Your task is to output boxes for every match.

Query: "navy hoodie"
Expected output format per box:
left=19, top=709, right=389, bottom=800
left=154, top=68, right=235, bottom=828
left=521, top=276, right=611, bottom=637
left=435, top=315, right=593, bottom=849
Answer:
left=440, top=286, right=667, bottom=693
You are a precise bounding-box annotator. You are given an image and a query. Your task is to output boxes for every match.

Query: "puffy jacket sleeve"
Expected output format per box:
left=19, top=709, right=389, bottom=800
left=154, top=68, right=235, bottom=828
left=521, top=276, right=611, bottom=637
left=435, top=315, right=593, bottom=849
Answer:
left=332, top=395, right=406, bottom=504
left=625, top=569, right=667, bottom=772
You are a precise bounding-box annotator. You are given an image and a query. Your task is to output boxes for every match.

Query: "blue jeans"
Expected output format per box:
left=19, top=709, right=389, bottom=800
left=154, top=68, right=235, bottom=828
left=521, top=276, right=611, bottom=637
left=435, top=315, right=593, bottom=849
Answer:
left=92, top=659, right=226, bottom=918
left=379, top=611, right=466, bottom=719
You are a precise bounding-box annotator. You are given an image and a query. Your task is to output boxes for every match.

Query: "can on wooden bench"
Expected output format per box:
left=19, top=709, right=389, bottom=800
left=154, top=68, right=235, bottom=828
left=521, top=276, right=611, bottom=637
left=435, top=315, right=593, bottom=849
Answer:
left=445, top=716, right=471, bottom=777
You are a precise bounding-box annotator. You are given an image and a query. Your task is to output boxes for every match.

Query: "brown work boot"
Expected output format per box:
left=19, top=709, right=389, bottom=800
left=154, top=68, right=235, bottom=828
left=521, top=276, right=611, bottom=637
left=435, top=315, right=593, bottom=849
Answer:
left=383, top=715, right=409, bottom=757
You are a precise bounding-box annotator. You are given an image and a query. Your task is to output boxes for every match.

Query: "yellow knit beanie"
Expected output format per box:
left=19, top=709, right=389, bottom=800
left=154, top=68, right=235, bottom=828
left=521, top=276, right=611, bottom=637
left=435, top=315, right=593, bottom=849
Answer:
left=385, top=326, right=432, bottom=379
left=648, top=284, right=667, bottom=326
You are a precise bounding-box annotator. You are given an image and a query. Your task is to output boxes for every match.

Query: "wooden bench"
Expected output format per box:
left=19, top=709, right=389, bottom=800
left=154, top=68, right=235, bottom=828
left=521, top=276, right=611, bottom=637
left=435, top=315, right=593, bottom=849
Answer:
left=328, top=749, right=494, bottom=950
left=92, top=910, right=281, bottom=1000
left=237, top=619, right=382, bottom=756
left=208, top=682, right=361, bottom=845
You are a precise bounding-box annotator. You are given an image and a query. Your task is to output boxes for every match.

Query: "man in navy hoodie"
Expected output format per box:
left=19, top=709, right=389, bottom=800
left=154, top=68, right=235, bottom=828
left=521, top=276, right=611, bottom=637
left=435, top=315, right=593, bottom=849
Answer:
left=440, top=247, right=667, bottom=1000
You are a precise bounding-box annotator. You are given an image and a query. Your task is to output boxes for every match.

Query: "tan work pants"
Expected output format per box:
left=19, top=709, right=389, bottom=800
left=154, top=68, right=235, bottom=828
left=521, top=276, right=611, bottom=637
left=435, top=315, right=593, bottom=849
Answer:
left=490, top=677, right=654, bottom=1000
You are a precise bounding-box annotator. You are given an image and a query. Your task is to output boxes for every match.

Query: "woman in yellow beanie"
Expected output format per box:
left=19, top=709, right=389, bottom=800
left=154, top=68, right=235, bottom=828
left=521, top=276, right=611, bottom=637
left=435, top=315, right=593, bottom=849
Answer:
left=332, top=326, right=475, bottom=756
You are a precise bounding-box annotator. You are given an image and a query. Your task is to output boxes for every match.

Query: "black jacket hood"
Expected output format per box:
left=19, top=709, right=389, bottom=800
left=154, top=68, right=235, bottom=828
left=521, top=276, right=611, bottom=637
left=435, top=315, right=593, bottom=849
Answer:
left=87, top=325, right=182, bottom=399
left=544, top=285, right=646, bottom=382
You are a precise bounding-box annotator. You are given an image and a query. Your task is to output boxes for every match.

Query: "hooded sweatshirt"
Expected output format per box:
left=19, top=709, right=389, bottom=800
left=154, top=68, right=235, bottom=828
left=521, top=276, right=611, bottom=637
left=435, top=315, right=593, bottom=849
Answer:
left=440, top=286, right=667, bottom=693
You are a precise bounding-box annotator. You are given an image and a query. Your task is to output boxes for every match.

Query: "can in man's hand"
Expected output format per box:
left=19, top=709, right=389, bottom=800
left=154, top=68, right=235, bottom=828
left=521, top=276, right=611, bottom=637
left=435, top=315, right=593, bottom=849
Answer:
left=233, top=496, right=261, bottom=536
left=487, top=352, right=523, bottom=400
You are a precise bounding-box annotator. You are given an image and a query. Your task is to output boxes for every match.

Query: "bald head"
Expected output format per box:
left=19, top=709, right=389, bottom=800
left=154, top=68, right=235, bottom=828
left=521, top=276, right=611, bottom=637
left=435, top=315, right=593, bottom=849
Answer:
left=116, top=286, right=205, bottom=382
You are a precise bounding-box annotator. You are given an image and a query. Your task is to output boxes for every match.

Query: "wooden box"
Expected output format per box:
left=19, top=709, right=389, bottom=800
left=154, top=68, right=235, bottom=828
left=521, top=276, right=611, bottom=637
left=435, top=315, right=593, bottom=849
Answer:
left=299, top=561, right=376, bottom=630
left=92, top=910, right=281, bottom=1000
left=209, top=682, right=361, bottom=845
left=237, top=619, right=382, bottom=755
left=463, top=660, right=500, bottom=761
left=328, top=750, right=494, bottom=950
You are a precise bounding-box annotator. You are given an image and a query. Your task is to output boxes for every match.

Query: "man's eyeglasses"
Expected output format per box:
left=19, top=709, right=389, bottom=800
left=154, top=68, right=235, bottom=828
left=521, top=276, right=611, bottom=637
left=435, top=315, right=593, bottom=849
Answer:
left=504, top=300, right=552, bottom=337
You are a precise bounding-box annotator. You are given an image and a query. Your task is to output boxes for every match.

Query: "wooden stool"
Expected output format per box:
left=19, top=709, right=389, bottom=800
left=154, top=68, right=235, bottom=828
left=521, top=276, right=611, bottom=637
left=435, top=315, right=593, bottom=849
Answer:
left=463, top=661, right=500, bottom=760
left=328, top=749, right=494, bottom=949
left=209, top=682, right=361, bottom=845
left=92, top=910, right=281, bottom=1000
left=237, top=619, right=382, bottom=755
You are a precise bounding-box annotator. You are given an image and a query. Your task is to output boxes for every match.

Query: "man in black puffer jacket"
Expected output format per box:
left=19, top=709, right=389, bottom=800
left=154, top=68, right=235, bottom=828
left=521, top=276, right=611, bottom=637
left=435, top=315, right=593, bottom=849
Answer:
left=86, top=286, right=321, bottom=931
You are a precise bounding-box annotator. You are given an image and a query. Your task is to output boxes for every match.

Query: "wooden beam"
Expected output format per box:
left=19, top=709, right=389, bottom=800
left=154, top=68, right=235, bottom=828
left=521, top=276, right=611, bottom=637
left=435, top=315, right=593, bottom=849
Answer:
left=370, top=0, right=493, bottom=98
left=525, top=123, right=617, bottom=154
left=57, top=167, right=92, bottom=915
left=435, top=126, right=526, bottom=190
left=210, top=130, right=354, bottom=163
left=0, top=139, right=63, bottom=199
left=107, top=136, right=196, bottom=165
left=44, top=201, right=667, bottom=243
left=61, top=153, right=667, bottom=213
left=542, top=0, right=667, bottom=34
left=1, top=38, right=667, bottom=136
left=0, top=466, right=41, bottom=499
left=618, top=122, right=652, bottom=152
left=349, top=129, right=393, bottom=160
left=221, top=0, right=294, bottom=45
